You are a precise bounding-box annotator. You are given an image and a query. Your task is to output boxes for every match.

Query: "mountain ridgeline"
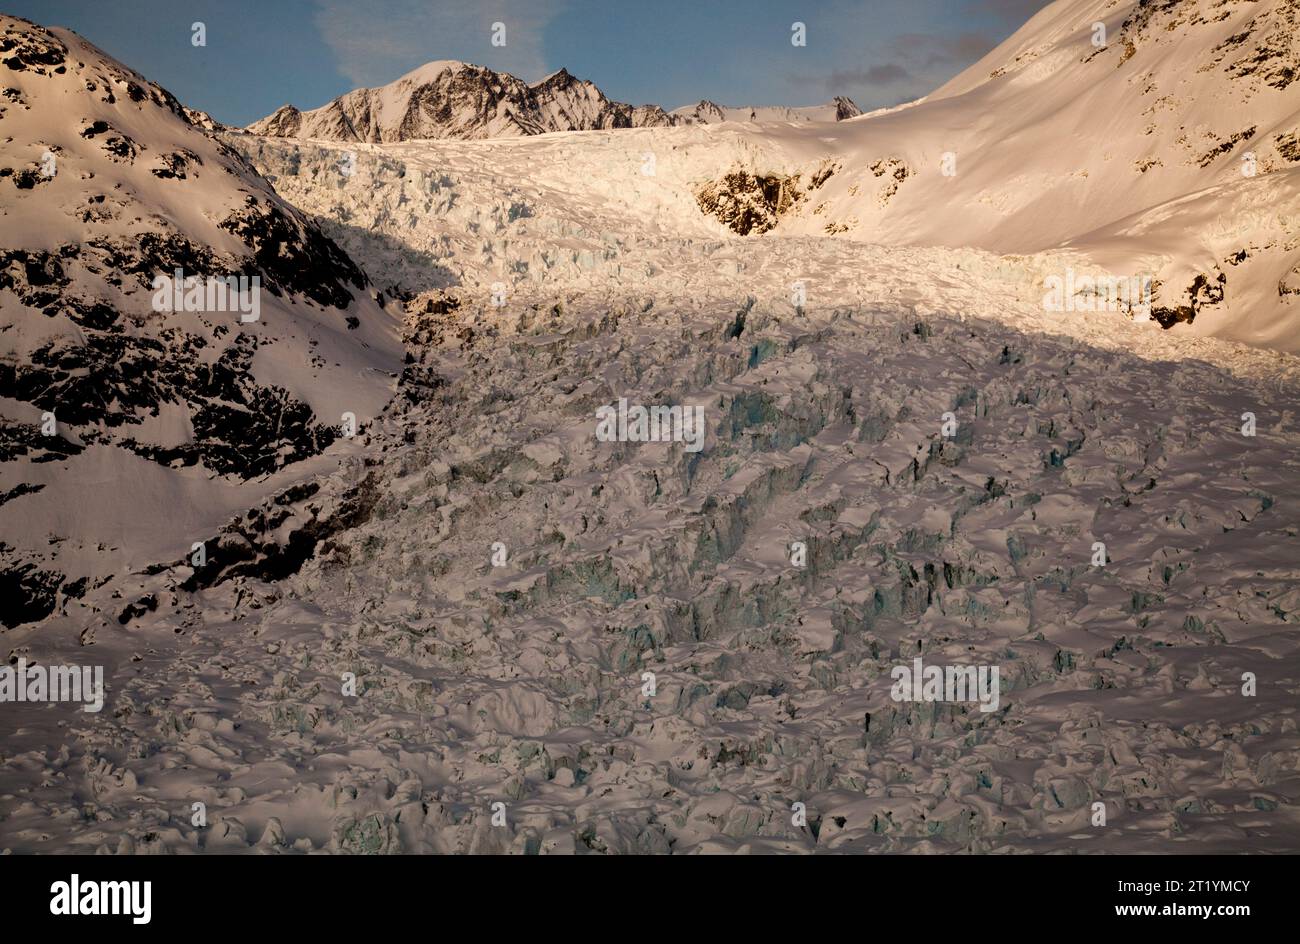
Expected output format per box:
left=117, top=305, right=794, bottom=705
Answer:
left=247, top=60, right=861, bottom=142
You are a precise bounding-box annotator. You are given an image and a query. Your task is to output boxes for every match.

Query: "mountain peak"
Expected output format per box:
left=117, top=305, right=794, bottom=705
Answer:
left=248, top=60, right=670, bottom=142
left=531, top=67, right=576, bottom=87
left=390, top=59, right=474, bottom=87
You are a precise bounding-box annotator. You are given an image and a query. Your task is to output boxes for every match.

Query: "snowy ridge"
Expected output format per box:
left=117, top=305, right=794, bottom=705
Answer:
left=669, top=97, right=863, bottom=124
left=247, top=62, right=677, bottom=143
left=249, top=60, right=865, bottom=144
left=0, top=15, right=401, bottom=627
left=766, top=0, right=1300, bottom=349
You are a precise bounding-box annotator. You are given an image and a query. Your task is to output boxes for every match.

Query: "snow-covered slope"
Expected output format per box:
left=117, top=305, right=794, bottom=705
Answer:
left=248, top=61, right=676, bottom=143
left=3, top=3, right=1300, bottom=857
left=760, top=0, right=1300, bottom=348
left=0, top=15, right=401, bottom=627
left=788, top=0, right=1300, bottom=248
left=243, top=0, right=1300, bottom=351
left=670, top=97, right=862, bottom=125
left=7, top=224, right=1299, bottom=853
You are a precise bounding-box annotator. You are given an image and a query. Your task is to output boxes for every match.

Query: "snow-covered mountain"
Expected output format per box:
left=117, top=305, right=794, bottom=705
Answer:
left=237, top=0, right=1300, bottom=352
left=248, top=61, right=677, bottom=142
left=670, top=96, right=862, bottom=124
left=0, top=15, right=400, bottom=627
left=241, top=0, right=1300, bottom=351
left=757, top=0, right=1300, bottom=349
left=249, top=60, right=865, bottom=144
left=4, top=1, right=1300, bottom=858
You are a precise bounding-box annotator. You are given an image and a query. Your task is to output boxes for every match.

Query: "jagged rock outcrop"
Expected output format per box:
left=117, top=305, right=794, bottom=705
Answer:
left=671, top=96, right=862, bottom=124
left=696, top=161, right=839, bottom=235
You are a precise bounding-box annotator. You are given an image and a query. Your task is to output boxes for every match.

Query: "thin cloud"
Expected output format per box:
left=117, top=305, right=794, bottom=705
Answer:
left=839, top=64, right=914, bottom=85
left=788, top=62, right=914, bottom=98
left=892, top=31, right=999, bottom=69
left=312, top=0, right=566, bottom=89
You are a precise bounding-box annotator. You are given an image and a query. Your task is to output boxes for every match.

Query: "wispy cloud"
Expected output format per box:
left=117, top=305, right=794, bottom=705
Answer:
left=787, top=28, right=997, bottom=101
left=777, top=0, right=1020, bottom=108
left=312, top=0, right=567, bottom=88
left=790, top=63, right=913, bottom=96
left=891, top=30, right=999, bottom=68
left=835, top=64, right=913, bottom=86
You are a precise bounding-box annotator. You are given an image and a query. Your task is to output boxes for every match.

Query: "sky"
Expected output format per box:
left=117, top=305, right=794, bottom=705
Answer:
left=9, top=0, right=1053, bottom=126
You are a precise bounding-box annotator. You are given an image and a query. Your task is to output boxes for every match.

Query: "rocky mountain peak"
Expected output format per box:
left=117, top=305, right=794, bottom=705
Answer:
left=248, top=60, right=675, bottom=142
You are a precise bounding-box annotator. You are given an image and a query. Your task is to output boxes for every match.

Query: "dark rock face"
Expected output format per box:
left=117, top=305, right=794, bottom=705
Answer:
left=696, top=164, right=836, bottom=236
left=1, top=326, right=341, bottom=477
left=1151, top=270, right=1227, bottom=328
left=833, top=96, right=862, bottom=121
left=179, top=471, right=382, bottom=593
left=681, top=100, right=727, bottom=124
left=0, top=20, right=66, bottom=73
left=0, top=420, right=81, bottom=463
left=0, top=547, right=65, bottom=626
left=1, top=209, right=358, bottom=476
left=151, top=148, right=199, bottom=179
left=219, top=195, right=366, bottom=308
left=697, top=171, right=800, bottom=235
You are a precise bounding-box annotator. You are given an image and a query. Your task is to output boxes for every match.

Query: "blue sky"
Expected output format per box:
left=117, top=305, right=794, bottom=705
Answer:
left=10, top=0, right=1051, bottom=125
